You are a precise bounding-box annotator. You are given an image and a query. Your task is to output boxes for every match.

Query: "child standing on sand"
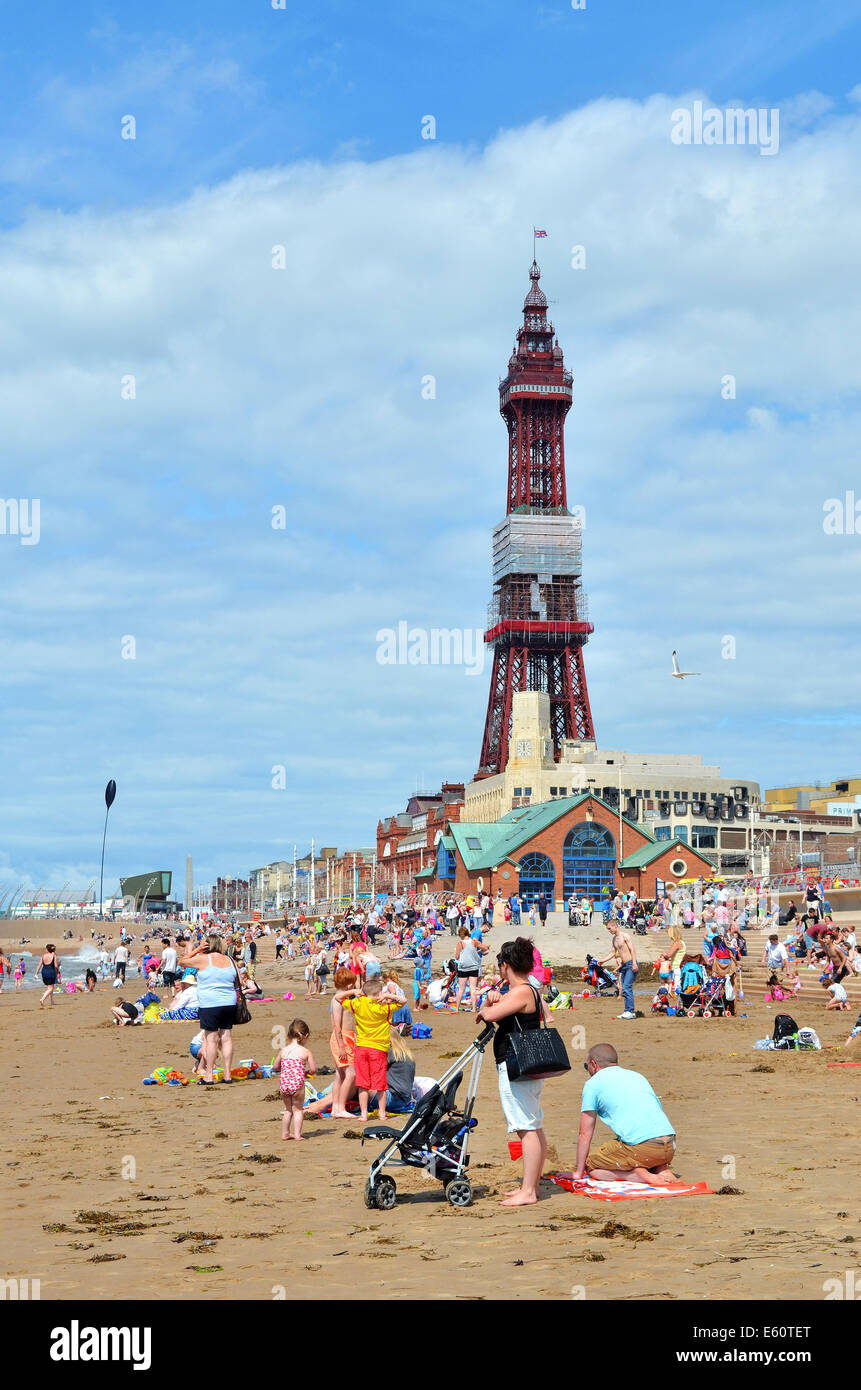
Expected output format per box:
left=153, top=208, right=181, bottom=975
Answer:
left=340, top=976, right=397, bottom=1122
left=273, top=1020, right=315, bottom=1140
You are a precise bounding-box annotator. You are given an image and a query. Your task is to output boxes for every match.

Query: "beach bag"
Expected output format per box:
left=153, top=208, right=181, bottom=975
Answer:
left=233, top=968, right=252, bottom=1026
left=504, top=987, right=571, bottom=1082
left=772, top=1013, right=798, bottom=1049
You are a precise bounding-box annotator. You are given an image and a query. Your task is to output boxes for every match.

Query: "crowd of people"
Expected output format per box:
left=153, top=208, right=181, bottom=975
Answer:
left=6, top=878, right=860, bottom=1208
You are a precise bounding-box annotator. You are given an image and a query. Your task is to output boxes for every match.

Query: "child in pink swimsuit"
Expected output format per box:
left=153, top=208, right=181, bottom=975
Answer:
left=273, top=1020, right=316, bottom=1141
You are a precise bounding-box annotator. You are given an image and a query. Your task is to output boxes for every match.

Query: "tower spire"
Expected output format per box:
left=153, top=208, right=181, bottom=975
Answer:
left=476, top=261, right=595, bottom=778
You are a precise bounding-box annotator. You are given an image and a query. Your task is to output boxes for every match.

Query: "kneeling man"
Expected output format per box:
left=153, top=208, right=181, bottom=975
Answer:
left=575, top=1043, right=677, bottom=1186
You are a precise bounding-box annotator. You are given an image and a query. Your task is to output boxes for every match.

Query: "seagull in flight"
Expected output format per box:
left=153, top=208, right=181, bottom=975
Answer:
left=672, top=650, right=700, bottom=679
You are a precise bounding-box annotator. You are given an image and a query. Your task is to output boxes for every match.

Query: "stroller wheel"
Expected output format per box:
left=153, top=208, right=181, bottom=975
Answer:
left=702, top=1009, right=712, bottom=1019
left=373, top=1175, right=397, bottom=1210
left=687, top=1008, right=697, bottom=1018
left=445, top=1178, right=473, bottom=1207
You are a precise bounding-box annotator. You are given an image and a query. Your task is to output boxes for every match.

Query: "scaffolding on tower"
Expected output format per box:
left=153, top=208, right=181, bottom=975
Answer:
left=476, top=259, right=595, bottom=778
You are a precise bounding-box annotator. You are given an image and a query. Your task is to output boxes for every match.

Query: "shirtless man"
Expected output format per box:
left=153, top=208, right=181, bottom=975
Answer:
left=823, top=933, right=850, bottom=986
left=599, top=921, right=638, bottom=1020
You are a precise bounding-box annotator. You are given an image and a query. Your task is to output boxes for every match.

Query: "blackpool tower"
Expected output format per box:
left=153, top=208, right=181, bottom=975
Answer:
left=476, top=260, right=595, bottom=778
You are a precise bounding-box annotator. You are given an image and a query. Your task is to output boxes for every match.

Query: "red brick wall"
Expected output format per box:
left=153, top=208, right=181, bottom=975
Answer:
left=423, top=800, right=715, bottom=904
left=522, top=800, right=652, bottom=907
left=443, top=798, right=648, bottom=905
left=617, top=842, right=713, bottom=898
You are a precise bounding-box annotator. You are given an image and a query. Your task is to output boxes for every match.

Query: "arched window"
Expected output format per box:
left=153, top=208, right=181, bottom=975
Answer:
left=517, top=851, right=555, bottom=907
left=383, top=842, right=391, bottom=858
left=563, top=823, right=616, bottom=899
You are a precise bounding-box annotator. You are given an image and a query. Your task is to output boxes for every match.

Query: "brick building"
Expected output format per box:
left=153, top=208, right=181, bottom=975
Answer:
left=417, top=792, right=713, bottom=907
left=213, top=876, right=250, bottom=913
left=377, top=784, right=464, bottom=894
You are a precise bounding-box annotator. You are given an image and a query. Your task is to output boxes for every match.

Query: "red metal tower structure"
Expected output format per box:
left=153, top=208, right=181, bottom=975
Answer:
left=476, top=260, right=595, bottom=778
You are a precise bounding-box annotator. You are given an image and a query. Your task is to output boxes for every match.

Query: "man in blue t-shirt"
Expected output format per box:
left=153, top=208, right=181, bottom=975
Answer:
left=574, top=1043, right=677, bottom=1186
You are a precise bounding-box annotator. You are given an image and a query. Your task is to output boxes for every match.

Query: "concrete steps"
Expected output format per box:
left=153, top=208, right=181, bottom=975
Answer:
left=652, top=926, right=861, bottom=1003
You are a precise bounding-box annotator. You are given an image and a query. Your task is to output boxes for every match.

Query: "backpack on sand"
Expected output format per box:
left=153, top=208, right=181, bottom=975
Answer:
left=773, top=1013, right=799, bottom=1049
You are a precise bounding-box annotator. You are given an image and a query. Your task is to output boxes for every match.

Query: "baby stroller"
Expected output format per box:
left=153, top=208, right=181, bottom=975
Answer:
left=632, top=905, right=649, bottom=936
left=682, top=975, right=729, bottom=1018
left=582, top=954, right=618, bottom=997
left=362, top=1023, right=496, bottom=1210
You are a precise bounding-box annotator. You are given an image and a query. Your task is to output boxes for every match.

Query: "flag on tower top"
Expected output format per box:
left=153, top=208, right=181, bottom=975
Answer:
left=534, top=229, right=548, bottom=237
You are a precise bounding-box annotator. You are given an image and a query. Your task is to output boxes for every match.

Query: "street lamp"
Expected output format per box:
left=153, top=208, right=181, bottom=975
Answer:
left=99, top=780, right=117, bottom=919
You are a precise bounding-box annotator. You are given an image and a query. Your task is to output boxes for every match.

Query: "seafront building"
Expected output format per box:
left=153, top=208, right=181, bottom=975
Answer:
left=245, top=266, right=861, bottom=907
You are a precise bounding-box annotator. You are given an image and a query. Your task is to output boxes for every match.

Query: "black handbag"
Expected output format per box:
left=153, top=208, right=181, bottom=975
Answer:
left=233, top=967, right=252, bottom=1026
left=504, top=987, right=571, bottom=1081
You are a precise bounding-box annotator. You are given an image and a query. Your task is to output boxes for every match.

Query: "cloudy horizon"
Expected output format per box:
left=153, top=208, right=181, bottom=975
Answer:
left=2, top=4, right=861, bottom=893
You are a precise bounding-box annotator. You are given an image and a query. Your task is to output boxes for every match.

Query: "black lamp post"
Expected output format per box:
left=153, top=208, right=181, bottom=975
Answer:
left=99, top=780, right=117, bottom=919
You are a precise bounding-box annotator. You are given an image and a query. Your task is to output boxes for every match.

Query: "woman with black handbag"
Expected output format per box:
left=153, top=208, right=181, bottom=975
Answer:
left=476, top=937, right=552, bottom=1207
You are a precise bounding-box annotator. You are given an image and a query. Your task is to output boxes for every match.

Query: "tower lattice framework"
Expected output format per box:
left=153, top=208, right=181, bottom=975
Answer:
left=476, top=260, right=595, bottom=778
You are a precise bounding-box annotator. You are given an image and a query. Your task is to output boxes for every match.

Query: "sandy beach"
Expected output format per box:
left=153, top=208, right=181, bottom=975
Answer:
left=2, top=918, right=859, bottom=1301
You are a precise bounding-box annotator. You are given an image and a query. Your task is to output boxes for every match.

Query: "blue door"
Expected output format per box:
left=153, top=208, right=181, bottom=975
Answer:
left=517, top=851, right=555, bottom=907
left=563, top=824, right=615, bottom=898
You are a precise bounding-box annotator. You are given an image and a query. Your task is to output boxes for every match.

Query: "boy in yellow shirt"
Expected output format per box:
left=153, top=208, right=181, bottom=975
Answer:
left=341, top=975, right=397, bottom=1121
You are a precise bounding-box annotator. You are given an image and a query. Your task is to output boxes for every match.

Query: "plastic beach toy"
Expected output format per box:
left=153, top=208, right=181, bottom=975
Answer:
left=283, top=992, right=294, bottom=1000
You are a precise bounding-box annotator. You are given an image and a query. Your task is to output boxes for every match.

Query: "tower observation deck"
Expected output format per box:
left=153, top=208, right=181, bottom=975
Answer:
left=476, top=261, right=595, bottom=778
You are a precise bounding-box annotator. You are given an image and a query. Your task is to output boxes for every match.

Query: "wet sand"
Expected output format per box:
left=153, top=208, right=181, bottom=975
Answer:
left=2, top=927, right=859, bottom=1301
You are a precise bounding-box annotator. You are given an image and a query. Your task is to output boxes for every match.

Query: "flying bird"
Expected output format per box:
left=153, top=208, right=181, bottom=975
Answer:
left=672, top=650, right=700, bottom=679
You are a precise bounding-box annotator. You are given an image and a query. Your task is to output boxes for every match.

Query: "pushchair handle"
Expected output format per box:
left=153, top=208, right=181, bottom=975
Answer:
left=474, top=1021, right=496, bottom=1048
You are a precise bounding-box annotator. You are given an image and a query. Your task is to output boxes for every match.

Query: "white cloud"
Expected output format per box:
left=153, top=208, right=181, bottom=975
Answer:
left=3, top=91, right=861, bottom=882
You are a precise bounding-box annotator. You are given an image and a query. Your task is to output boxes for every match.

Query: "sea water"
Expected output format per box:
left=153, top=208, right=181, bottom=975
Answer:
left=6, top=943, right=142, bottom=990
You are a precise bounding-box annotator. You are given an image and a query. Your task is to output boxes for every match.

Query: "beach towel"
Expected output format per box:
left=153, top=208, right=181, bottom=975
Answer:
left=549, top=1173, right=715, bottom=1201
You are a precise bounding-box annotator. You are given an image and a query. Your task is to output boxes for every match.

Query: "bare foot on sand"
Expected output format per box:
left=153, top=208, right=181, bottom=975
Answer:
left=500, top=1191, right=538, bottom=1206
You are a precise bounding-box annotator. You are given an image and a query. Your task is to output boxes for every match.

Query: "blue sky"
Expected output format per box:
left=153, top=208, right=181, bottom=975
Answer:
left=2, top=0, right=861, bottom=895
